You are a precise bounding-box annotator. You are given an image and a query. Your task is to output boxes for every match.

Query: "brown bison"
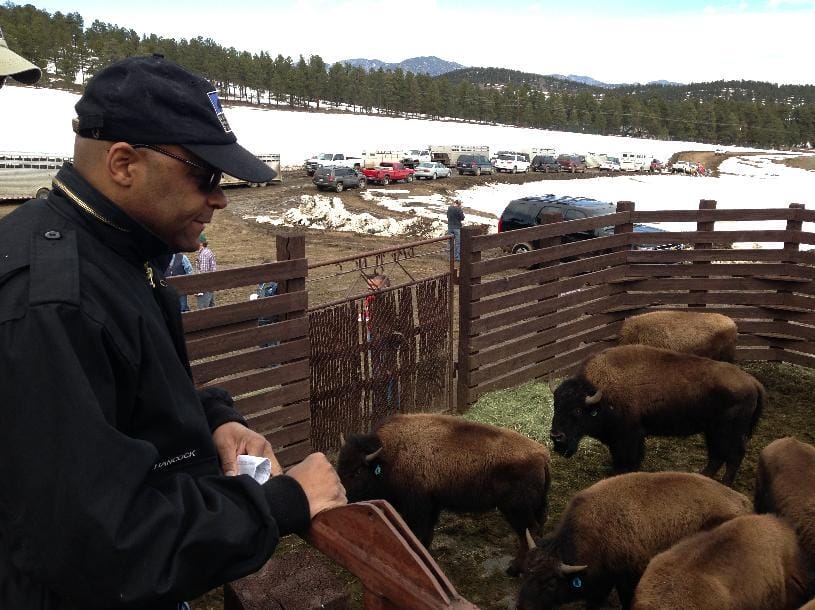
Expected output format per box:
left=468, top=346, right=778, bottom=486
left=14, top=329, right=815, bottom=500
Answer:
left=755, top=436, right=815, bottom=563
left=632, top=514, right=815, bottom=610
left=337, top=413, right=551, bottom=575
left=516, top=471, right=752, bottom=610
left=618, top=310, right=737, bottom=361
left=550, top=344, right=764, bottom=485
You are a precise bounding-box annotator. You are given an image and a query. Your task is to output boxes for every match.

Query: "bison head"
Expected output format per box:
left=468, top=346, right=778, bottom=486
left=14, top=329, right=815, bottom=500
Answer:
left=336, top=432, right=388, bottom=503
left=550, top=378, right=607, bottom=458
left=516, top=531, right=589, bottom=609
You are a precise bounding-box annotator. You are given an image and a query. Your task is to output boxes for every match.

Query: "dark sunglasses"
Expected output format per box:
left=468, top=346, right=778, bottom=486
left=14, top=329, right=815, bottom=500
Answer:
left=130, top=144, right=222, bottom=192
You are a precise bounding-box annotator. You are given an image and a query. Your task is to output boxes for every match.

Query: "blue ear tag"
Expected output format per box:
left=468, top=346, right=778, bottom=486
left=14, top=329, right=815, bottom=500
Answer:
left=374, top=465, right=382, bottom=476
left=571, top=576, right=583, bottom=589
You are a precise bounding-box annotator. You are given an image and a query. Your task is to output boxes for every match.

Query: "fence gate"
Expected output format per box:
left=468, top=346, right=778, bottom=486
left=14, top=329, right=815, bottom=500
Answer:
left=307, top=236, right=455, bottom=452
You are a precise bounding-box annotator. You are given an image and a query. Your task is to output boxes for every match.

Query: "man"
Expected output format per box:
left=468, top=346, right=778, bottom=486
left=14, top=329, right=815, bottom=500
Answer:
left=0, top=54, right=345, bottom=609
left=195, top=232, right=216, bottom=308
left=0, top=25, right=41, bottom=87
left=447, top=199, right=464, bottom=262
left=164, top=251, right=193, bottom=312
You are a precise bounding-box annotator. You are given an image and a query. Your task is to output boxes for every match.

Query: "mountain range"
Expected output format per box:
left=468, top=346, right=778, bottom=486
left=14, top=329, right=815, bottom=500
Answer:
left=337, top=56, right=684, bottom=88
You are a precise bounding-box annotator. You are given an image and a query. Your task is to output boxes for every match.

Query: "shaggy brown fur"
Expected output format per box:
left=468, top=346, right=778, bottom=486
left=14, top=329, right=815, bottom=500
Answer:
left=755, top=436, right=815, bottom=564
left=618, top=310, right=738, bottom=361
left=632, top=514, right=815, bottom=610
left=337, top=413, right=551, bottom=576
left=517, top=472, right=752, bottom=610
left=551, top=344, right=765, bottom=485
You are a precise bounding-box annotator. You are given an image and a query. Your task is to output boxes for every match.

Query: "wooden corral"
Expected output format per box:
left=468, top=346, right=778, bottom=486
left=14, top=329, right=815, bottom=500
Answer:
left=457, top=200, right=815, bottom=409
left=167, top=235, right=311, bottom=468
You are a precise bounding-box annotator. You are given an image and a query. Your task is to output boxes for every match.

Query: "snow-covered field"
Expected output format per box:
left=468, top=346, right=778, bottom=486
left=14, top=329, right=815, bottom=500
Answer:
left=3, top=85, right=815, bottom=247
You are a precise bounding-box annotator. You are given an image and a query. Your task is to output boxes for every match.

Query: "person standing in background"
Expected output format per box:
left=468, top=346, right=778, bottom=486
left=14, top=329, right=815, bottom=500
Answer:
left=165, top=252, right=193, bottom=312
left=0, top=25, right=41, bottom=87
left=447, top=199, right=464, bottom=262
left=196, top=233, right=216, bottom=308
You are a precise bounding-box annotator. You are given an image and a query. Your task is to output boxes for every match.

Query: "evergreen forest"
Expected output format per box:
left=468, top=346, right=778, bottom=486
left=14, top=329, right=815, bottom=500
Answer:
left=3, top=2, right=814, bottom=149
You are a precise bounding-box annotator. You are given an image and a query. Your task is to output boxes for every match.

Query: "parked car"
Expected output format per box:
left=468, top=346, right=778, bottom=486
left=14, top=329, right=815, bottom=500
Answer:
left=493, top=152, right=531, bottom=173
left=497, top=195, right=616, bottom=254
left=312, top=166, right=366, bottom=192
left=599, top=156, right=621, bottom=172
left=413, top=161, right=451, bottom=180
left=362, top=161, right=415, bottom=185
left=456, top=154, right=495, bottom=176
left=557, top=154, right=588, bottom=173
left=530, top=155, right=561, bottom=173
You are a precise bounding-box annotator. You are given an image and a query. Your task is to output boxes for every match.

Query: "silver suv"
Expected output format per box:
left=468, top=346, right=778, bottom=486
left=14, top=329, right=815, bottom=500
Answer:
left=312, top=166, right=366, bottom=192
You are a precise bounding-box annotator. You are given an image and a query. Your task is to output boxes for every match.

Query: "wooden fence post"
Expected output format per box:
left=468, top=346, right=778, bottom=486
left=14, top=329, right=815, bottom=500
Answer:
left=456, top=225, right=486, bottom=412
left=691, top=199, right=717, bottom=308
left=614, top=201, right=635, bottom=253
left=774, top=203, right=806, bottom=361
left=276, top=234, right=307, bottom=319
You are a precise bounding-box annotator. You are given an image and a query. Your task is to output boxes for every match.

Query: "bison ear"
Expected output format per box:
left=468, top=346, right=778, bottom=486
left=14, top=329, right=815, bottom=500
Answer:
left=364, top=447, right=384, bottom=463
left=558, top=562, right=588, bottom=576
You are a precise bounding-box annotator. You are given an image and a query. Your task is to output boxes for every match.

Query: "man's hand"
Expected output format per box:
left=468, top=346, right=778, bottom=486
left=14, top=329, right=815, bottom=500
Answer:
left=286, top=452, right=347, bottom=518
left=212, top=421, right=283, bottom=477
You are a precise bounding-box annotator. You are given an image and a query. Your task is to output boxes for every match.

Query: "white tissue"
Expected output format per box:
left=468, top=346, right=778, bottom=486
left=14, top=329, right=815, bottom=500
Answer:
left=237, top=455, right=271, bottom=484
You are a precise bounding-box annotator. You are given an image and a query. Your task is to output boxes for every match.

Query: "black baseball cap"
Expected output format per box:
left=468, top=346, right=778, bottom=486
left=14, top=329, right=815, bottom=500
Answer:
left=74, top=54, right=275, bottom=182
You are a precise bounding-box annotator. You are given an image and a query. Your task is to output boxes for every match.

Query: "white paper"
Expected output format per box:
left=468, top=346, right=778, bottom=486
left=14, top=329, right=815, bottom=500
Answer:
left=237, top=455, right=271, bottom=484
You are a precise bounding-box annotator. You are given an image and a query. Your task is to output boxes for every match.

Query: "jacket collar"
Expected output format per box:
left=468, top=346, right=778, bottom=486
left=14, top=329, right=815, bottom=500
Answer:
left=51, top=163, right=172, bottom=268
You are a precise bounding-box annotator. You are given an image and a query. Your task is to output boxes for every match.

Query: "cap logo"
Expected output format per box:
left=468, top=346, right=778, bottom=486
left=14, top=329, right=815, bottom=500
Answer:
left=207, top=90, right=232, bottom=133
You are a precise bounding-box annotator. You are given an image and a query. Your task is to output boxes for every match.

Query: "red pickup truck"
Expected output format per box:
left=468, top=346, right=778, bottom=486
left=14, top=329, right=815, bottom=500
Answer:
left=362, top=162, right=415, bottom=185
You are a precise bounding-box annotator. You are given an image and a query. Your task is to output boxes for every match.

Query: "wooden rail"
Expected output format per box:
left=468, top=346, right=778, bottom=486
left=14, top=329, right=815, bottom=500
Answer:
left=304, top=501, right=478, bottom=610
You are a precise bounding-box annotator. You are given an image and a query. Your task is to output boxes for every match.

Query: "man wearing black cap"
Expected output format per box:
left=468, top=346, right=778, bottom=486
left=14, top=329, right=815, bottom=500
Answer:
left=0, top=55, right=346, bottom=609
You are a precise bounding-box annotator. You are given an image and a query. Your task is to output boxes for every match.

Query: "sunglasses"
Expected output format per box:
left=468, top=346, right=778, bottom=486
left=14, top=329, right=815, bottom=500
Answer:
left=130, top=144, right=222, bottom=192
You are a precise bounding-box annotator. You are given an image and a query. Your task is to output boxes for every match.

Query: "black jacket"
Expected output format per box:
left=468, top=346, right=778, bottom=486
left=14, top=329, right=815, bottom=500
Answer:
left=0, top=165, right=310, bottom=609
left=446, top=205, right=464, bottom=229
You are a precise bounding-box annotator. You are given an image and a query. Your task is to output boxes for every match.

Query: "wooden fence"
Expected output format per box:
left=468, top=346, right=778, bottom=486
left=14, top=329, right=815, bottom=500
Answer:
left=457, top=200, right=815, bottom=409
left=167, top=235, right=311, bottom=468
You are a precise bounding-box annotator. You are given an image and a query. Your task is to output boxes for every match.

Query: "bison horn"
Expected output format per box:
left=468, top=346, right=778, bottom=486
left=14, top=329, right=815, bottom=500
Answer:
left=364, top=447, right=383, bottom=463
left=559, top=562, right=588, bottom=575
left=339, top=433, right=346, bottom=447
left=584, top=389, right=603, bottom=405
left=525, top=529, right=537, bottom=550
left=547, top=376, right=558, bottom=393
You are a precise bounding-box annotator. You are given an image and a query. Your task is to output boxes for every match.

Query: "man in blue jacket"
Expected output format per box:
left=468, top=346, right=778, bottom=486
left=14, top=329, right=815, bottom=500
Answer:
left=0, top=54, right=346, bottom=609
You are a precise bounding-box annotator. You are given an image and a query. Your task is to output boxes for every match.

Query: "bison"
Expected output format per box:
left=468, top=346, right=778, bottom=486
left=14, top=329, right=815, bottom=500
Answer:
left=632, top=514, right=815, bottom=610
left=516, top=471, right=752, bottom=610
left=755, top=436, right=815, bottom=563
left=618, top=310, right=737, bottom=361
left=550, top=344, right=764, bottom=485
left=336, top=413, right=551, bottom=575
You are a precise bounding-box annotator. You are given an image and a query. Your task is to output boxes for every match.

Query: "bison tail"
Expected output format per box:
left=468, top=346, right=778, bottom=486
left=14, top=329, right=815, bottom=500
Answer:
left=748, top=380, right=766, bottom=438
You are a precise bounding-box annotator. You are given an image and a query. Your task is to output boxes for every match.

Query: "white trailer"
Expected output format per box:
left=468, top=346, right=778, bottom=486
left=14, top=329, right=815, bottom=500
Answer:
left=620, top=152, right=650, bottom=172
left=0, top=152, right=70, bottom=201
left=360, top=150, right=406, bottom=169
left=429, top=144, right=489, bottom=167
left=220, top=153, right=282, bottom=187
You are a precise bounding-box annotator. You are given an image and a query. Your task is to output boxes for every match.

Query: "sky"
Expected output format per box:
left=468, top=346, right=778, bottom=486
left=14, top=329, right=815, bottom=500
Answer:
left=28, top=0, right=815, bottom=86
left=4, top=84, right=814, bottom=245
